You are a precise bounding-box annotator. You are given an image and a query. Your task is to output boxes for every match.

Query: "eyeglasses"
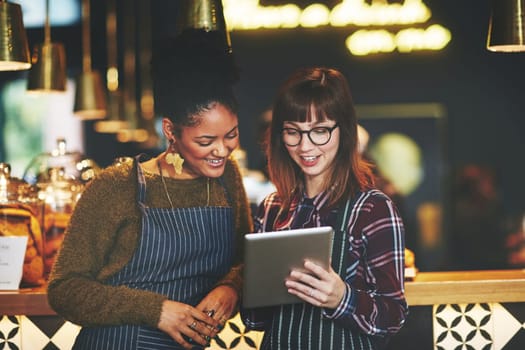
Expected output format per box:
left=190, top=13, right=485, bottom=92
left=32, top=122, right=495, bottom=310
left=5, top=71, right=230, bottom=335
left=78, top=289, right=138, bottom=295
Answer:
left=281, top=124, right=339, bottom=146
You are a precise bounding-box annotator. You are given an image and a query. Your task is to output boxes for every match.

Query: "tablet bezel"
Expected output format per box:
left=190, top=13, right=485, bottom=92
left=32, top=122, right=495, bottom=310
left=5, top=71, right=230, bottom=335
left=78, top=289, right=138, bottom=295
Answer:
left=242, top=226, right=334, bottom=308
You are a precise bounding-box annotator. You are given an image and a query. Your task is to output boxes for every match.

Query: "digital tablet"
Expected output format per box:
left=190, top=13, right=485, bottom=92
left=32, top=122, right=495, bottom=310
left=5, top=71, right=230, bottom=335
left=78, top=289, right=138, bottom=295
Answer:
left=242, top=226, right=334, bottom=308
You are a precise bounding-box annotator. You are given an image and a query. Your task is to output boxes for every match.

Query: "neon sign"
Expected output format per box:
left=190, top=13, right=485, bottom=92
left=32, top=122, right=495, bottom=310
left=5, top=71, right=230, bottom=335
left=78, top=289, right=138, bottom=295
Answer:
left=223, top=0, right=451, bottom=55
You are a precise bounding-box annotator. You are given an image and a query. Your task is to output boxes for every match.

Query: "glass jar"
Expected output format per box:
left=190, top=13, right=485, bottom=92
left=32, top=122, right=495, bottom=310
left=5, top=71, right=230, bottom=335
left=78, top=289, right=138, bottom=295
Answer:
left=0, top=162, right=45, bottom=287
left=22, top=138, right=98, bottom=278
left=37, top=167, right=84, bottom=277
left=23, top=137, right=100, bottom=185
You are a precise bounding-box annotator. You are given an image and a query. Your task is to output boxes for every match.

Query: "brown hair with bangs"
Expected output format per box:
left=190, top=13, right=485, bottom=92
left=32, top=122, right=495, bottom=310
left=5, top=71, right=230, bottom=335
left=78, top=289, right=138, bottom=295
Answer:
left=267, top=67, right=374, bottom=211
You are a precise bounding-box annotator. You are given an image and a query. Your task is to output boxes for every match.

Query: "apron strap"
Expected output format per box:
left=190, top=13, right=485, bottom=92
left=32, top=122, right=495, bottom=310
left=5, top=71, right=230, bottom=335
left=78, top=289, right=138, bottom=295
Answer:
left=333, top=194, right=358, bottom=275
left=134, top=154, right=150, bottom=206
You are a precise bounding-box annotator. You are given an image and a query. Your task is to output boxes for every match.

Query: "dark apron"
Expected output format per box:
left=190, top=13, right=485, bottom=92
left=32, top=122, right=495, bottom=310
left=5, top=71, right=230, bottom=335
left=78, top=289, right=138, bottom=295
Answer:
left=261, top=196, right=377, bottom=350
left=73, top=156, right=234, bottom=349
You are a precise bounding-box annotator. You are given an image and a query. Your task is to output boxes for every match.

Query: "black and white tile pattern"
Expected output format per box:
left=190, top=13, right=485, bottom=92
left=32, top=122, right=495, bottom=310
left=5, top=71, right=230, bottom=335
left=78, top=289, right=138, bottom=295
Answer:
left=434, top=303, right=525, bottom=350
left=0, top=313, right=262, bottom=350
left=2, top=304, right=525, bottom=349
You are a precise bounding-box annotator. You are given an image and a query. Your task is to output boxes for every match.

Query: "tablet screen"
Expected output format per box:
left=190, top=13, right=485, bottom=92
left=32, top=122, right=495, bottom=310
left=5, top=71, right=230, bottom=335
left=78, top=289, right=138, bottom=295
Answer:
left=242, top=226, right=334, bottom=308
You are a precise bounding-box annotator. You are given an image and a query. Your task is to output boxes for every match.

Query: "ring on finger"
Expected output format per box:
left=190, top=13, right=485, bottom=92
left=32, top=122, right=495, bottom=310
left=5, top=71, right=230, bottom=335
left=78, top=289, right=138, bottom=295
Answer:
left=189, top=321, right=197, bottom=330
left=205, top=309, right=215, bottom=317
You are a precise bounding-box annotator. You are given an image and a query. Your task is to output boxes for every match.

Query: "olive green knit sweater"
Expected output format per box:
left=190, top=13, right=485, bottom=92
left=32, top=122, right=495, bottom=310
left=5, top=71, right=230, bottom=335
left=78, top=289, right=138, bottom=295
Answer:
left=47, top=156, right=252, bottom=328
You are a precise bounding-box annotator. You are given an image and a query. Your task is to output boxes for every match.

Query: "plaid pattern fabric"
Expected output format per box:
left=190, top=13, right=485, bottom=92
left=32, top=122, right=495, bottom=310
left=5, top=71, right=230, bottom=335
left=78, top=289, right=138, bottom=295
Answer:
left=243, top=189, right=408, bottom=348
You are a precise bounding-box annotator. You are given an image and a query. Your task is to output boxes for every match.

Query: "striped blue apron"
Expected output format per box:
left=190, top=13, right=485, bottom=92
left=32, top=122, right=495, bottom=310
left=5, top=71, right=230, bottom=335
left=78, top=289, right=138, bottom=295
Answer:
left=261, top=196, right=378, bottom=350
left=73, top=156, right=234, bottom=349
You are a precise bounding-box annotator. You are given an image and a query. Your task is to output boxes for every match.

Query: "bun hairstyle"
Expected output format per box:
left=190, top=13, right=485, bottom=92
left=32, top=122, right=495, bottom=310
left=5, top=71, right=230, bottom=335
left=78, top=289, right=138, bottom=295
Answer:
left=151, top=28, right=240, bottom=128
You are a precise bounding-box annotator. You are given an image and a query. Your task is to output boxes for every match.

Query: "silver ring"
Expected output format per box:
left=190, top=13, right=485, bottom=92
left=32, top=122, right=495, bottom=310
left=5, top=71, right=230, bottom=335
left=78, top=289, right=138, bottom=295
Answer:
left=205, top=309, right=215, bottom=317
left=189, top=321, right=197, bottom=330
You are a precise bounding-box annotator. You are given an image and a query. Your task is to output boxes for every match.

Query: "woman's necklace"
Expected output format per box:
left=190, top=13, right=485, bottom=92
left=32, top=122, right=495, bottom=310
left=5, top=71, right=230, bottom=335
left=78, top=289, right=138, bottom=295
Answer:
left=157, top=159, right=210, bottom=208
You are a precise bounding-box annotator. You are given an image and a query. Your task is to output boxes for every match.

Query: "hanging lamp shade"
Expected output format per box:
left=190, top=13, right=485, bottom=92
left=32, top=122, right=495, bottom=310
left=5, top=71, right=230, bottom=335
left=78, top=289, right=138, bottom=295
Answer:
left=133, top=0, right=159, bottom=148
left=0, top=0, right=30, bottom=70
left=116, top=0, right=147, bottom=143
left=26, top=42, right=66, bottom=91
left=95, top=0, right=128, bottom=132
left=487, top=0, right=525, bottom=52
left=27, top=0, right=67, bottom=92
left=74, top=0, right=106, bottom=119
left=175, top=0, right=232, bottom=53
left=74, top=71, right=107, bottom=119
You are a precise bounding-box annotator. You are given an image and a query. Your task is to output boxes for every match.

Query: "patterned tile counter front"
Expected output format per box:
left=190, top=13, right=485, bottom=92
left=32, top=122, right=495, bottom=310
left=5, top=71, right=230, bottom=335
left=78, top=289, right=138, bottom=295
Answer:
left=0, top=287, right=264, bottom=349
left=390, top=269, right=525, bottom=350
left=2, top=270, right=525, bottom=349
left=0, top=313, right=263, bottom=350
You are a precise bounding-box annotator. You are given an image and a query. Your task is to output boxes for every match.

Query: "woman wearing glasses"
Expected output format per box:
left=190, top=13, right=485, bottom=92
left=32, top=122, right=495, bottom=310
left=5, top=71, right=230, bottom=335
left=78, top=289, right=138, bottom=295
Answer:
left=242, top=67, right=408, bottom=349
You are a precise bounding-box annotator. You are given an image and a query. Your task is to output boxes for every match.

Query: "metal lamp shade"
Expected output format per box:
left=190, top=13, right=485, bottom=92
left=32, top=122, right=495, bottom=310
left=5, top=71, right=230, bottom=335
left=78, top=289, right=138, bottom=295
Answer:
left=0, top=1, right=30, bottom=70
left=27, top=42, right=67, bottom=92
left=94, top=89, right=129, bottom=133
left=487, top=0, right=525, bottom=52
left=176, top=0, right=232, bottom=53
left=74, top=70, right=107, bottom=120
left=94, top=115, right=129, bottom=133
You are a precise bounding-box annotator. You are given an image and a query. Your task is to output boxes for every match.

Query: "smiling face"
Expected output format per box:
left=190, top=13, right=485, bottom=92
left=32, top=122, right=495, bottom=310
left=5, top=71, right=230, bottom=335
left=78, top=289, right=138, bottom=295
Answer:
left=283, top=117, right=340, bottom=196
left=167, top=103, right=239, bottom=178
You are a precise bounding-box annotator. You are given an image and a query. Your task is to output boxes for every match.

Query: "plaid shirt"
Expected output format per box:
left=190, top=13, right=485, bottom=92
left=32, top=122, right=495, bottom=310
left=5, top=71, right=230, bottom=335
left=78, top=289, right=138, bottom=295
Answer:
left=246, top=188, right=408, bottom=337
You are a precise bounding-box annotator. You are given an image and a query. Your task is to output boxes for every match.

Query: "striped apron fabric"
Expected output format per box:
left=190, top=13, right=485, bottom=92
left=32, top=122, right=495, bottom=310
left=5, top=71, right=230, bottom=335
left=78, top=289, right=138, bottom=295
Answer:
left=261, top=196, right=376, bottom=350
left=73, top=157, right=234, bottom=349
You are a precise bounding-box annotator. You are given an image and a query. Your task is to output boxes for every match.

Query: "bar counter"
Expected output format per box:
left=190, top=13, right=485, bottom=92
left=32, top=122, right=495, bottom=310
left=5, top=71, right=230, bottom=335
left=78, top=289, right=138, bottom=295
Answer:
left=405, top=268, right=525, bottom=305
left=0, top=286, right=53, bottom=316
left=2, top=270, right=525, bottom=349
left=3, top=269, right=525, bottom=315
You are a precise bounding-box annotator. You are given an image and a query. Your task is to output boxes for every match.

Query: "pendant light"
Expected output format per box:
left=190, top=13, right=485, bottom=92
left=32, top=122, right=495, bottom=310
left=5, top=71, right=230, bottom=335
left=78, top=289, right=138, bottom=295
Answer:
left=487, top=0, right=525, bottom=52
left=94, top=0, right=128, bottom=133
left=0, top=0, right=30, bottom=70
left=175, top=0, right=232, bottom=54
left=116, top=0, right=147, bottom=143
left=74, top=0, right=107, bottom=120
left=135, top=0, right=159, bottom=148
left=27, top=0, right=67, bottom=92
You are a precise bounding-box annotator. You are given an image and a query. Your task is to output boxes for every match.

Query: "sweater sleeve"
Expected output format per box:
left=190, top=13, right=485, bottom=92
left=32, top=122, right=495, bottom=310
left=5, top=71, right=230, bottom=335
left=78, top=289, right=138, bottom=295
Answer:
left=47, top=164, right=166, bottom=328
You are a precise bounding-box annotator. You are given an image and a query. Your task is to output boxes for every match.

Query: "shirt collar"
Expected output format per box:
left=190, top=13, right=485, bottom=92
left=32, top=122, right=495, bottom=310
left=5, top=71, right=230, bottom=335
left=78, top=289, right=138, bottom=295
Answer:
left=295, top=186, right=334, bottom=211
